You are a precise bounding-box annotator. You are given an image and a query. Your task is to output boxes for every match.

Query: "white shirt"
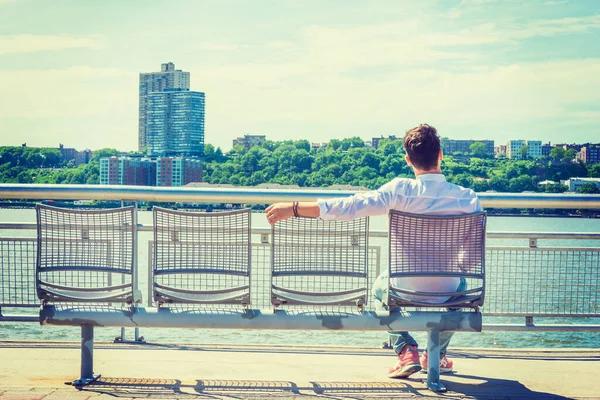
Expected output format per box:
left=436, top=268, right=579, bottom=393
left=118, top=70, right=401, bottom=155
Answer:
left=316, top=173, right=483, bottom=304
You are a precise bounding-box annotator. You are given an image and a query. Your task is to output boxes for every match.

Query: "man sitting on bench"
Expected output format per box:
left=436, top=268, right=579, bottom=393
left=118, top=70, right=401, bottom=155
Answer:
left=266, top=123, right=482, bottom=379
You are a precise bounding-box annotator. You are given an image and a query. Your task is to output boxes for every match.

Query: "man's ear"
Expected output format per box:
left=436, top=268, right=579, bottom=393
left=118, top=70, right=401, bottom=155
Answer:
left=405, top=155, right=412, bottom=167
left=439, top=149, right=444, bottom=161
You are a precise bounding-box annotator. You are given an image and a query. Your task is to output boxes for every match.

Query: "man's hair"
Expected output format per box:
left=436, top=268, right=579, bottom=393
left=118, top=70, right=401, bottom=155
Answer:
left=403, top=124, right=441, bottom=171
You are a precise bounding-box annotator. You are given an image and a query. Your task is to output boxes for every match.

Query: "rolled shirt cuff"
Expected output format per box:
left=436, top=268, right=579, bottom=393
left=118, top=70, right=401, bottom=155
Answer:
left=316, top=199, right=331, bottom=219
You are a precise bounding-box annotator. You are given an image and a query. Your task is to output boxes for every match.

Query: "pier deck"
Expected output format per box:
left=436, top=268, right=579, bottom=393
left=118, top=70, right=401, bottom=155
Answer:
left=0, top=341, right=598, bottom=399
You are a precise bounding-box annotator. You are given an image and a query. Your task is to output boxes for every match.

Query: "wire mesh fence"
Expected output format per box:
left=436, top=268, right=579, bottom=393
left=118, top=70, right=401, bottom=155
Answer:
left=1, top=224, right=599, bottom=318
left=0, top=238, right=38, bottom=307
left=485, top=247, right=600, bottom=316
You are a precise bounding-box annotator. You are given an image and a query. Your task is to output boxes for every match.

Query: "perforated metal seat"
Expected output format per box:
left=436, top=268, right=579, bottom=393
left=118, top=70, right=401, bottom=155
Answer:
left=271, top=217, right=369, bottom=308
left=36, top=204, right=137, bottom=304
left=153, top=207, right=251, bottom=306
left=387, top=210, right=487, bottom=309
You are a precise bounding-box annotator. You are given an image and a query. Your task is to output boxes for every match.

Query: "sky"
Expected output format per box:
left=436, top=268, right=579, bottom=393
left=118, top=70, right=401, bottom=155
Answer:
left=0, top=0, right=599, bottom=152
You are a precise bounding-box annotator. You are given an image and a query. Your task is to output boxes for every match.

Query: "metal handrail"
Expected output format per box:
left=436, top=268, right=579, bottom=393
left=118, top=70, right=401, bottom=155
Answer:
left=1, top=183, right=600, bottom=209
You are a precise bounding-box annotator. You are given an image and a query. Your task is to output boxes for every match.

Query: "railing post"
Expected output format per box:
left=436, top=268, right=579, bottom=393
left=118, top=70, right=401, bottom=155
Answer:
left=425, top=329, right=446, bottom=392
left=133, top=201, right=140, bottom=342
left=115, top=200, right=144, bottom=344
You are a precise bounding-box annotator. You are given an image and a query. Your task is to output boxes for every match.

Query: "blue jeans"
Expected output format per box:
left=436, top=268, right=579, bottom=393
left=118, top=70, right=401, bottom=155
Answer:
left=372, top=273, right=467, bottom=356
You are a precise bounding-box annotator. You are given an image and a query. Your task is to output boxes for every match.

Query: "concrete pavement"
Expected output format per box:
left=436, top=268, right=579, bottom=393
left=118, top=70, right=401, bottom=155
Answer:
left=0, top=341, right=598, bottom=399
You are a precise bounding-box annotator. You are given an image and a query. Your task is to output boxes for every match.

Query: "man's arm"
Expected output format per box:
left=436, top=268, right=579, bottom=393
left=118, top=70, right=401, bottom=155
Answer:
left=265, top=180, right=400, bottom=225
left=266, top=202, right=320, bottom=225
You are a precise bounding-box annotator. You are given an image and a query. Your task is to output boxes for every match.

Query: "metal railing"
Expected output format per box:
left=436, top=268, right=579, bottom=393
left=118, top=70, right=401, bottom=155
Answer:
left=1, top=183, right=600, bottom=209
left=0, top=185, right=599, bottom=333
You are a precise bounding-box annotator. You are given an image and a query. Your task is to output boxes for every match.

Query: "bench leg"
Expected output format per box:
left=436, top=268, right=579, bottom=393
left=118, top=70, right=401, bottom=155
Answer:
left=73, top=325, right=100, bottom=386
left=424, top=329, right=446, bottom=393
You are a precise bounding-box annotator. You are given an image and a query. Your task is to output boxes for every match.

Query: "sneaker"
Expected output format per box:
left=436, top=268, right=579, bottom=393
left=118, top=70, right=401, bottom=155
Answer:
left=388, top=345, right=422, bottom=378
left=420, top=351, right=454, bottom=374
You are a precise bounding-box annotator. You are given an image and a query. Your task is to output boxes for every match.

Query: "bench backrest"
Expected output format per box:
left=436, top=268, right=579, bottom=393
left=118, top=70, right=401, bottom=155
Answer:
left=271, top=217, right=369, bottom=308
left=387, top=210, right=487, bottom=308
left=153, top=207, right=251, bottom=305
left=36, top=204, right=136, bottom=304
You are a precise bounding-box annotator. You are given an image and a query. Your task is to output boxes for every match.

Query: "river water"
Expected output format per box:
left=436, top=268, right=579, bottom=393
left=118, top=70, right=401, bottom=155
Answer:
left=1, top=208, right=599, bottom=349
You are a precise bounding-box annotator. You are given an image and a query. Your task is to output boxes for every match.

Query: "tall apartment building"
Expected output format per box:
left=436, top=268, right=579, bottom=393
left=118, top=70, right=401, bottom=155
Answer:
left=558, top=143, right=584, bottom=152
left=58, top=144, right=77, bottom=162
left=99, top=157, right=120, bottom=185
left=506, top=140, right=542, bottom=160
left=441, top=139, right=495, bottom=156
left=74, top=149, right=93, bottom=165
left=139, top=62, right=190, bottom=151
left=577, top=144, right=600, bottom=164
left=541, top=142, right=552, bottom=158
left=57, top=144, right=93, bottom=165
left=146, top=88, right=205, bottom=157
left=494, top=145, right=507, bottom=157
left=232, top=134, right=267, bottom=150
left=100, top=156, right=201, bottom=187
left=99, top=157, right=157, bottom=186
left=157, top=157, right=203, bottom=187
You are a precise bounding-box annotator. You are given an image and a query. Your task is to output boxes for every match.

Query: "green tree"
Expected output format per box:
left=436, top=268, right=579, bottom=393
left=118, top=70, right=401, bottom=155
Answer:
left=543, top=183, right=568, bottom=193
left=91, top=148, right=119, bottom=162
left=549, top=147, right=566, bottom=161
left=204, top=144, right=216, bottom=162
left=519, top=145, right=529, bottom=160
left=327, top=139, right=342, bottom=151
left=294, top=140, right=311, bottom=152
left=509, top=175, right=536, bottom=192
left=471, top=179, right=490, bottom=192
left=565, top=149, right=577, bottom=161
left=451, top=174, right=472, bottom=188
left=578, top=183, right=600, bottom=194
left=588, top=163, right=600, bottom=178
left=489, top=175, right=509, bottom=192
left=469, top=142, right=487, bottom=158
left=361, top=152, right=382, bottom=171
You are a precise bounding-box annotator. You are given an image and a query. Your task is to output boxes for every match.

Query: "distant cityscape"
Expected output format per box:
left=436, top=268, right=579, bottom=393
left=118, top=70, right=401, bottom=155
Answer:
left=11, top=61, right=600, bottom=192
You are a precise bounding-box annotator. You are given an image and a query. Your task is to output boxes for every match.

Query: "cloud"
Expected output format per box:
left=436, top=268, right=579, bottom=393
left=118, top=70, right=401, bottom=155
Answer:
left=0, top=34, right=103, bottom=55
left=458, top=0, right=522, bottom=6
left=2, top=5, right=599, bottom=150
left=184, top=54, right=600, bottom=149
left=0, top=66, right=136, bottom=118
left=196, top=42, right=241, bottom=52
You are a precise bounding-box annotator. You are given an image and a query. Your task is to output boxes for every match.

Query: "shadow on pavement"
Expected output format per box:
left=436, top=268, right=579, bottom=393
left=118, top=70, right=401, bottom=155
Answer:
left=445, top=373, right=574, bottom=400
left=75, top=375, right=572, bottom=399
left=78, top=377, right=428, bottom=398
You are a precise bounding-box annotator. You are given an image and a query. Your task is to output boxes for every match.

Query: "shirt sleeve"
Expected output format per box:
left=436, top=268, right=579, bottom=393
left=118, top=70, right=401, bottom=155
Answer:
left=471, top=190, right=484, bottom=212
left=316, top=179, right=400, bottom=221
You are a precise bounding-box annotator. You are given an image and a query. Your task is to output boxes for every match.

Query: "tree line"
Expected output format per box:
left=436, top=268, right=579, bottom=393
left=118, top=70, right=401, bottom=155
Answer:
left=1, top=140, right=599, bottom=194
left=0, top=146, right=119, bottom=185
left=202, top=139, right=600, bottom=194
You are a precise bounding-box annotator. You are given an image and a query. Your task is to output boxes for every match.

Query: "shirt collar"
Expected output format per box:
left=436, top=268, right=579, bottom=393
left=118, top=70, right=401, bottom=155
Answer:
left=415, top=173, right=446, bottom=182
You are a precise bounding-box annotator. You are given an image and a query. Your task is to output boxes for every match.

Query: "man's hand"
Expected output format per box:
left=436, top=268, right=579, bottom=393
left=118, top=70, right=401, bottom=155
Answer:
left=265, top=202, right=294, bottom=225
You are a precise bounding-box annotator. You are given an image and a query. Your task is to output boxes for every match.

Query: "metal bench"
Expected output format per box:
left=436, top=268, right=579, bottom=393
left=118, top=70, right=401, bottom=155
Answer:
left=37, top=206, right=485, bottom=393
